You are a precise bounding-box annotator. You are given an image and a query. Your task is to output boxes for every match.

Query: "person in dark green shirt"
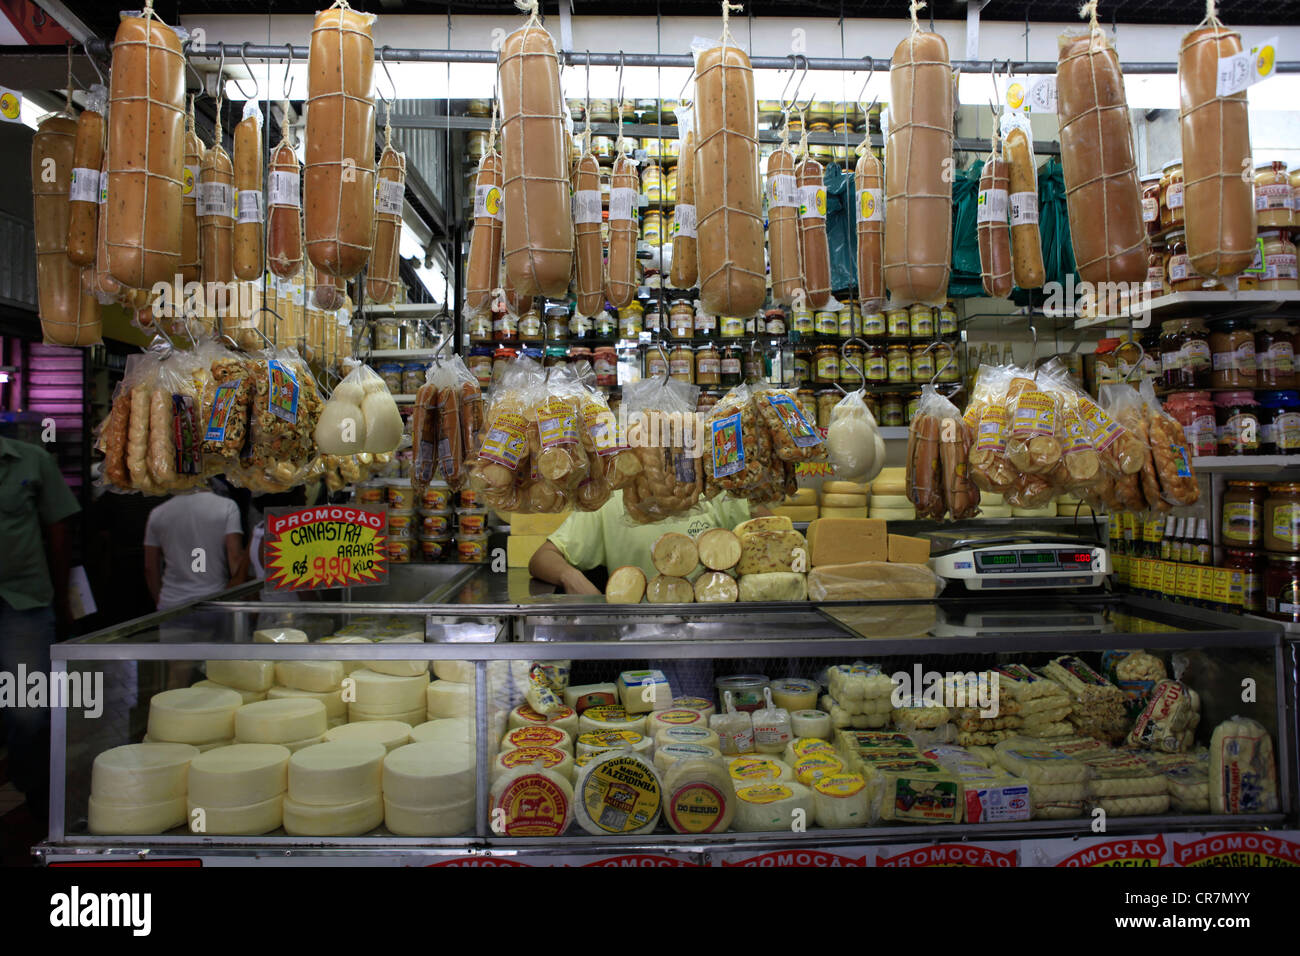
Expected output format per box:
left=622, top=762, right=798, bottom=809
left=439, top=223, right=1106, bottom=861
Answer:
left=0, top=436, right=80, bottom=823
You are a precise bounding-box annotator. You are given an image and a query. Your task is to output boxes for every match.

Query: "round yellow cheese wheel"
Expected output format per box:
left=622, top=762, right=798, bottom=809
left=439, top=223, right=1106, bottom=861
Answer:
left=868, top=494, right=912, bottom=509
left=1011, top=505, right=1057, bottom=518
left=979, top=505, right=1014, bottom=518
left=870, top=469, right=906, bottom=496
left=868, top=507, right=917, bottom=521
left=821, top=480, right=868, bottom=495
left=821, top=492, right=869, bottom=509
left=784, top=487, right=817, bottom=505
left=981, top=492, right=1005, bottom=506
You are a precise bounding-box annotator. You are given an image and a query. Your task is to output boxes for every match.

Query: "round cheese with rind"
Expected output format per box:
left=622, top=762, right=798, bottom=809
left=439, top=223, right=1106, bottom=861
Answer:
left=274, top=660, right=344, bottom=694
left=509, top=703, right=578, bottom=737
left=694, top=570, right=739, bottom=603
left=325, top=719, right=412, bottom=752
left=812, top=772, right=871, bottom=828
left=283, top=793, right=383, bottom=836
left=652, top=532, right=699, bottom=577
left=91, top=743, right=200, bottom=805
left=287, top=740, right=386, bottom=805
left=492, top=745, right=574, bottom=782
left=432, top=660, right=475, bottom=684
left=822, top=480, right=869, bottom=495
left=576, top=730, right=650, bottom=757
left=869, top=468, right=906, bottom=496
left=696, top=528, right=742, bottom=571
left=412, top=718, right=474, bottom=745
left=267, top=685, right=346, bottom=720
left=653, top=742, right=723, bottom=773
left=186, top=743, right=290, bottom=808
left=142, top=735, right=232, bottom=752
left=88, top=795, right=186, bottom=835
left=821, top=492, right=869, bottom=509
left=235, top=698, right=328, bottom=744
left=726, top=755, right=794, bottom=789
left=320, top=636, right=373, bottom=674
left=646, top=574, right=693, bottom=604
left=368, top=658, right=431, bottom=678
left=867, top=494, right=912, bottom=509
left=671, top=697, right=716, bottom=720
left=656, top=725, right=722, bottom=752
left=783, top=737, right=835, bottom=765
left=578, top=705, right=647, bottom=736
left=646, top=708, right=708, bottom=739
left=733, top=781, right=814, bottom=831
left=383, top=740, right=475, bottom=807
left=205, top=660, right=275, bottom=692
left=148, top=687, right=243, bottom=744
left=605, top=565, right=647, bottom=604
left=347, top=704, right=425, bottom=727
left=501, top=725, right=571, bottom=754
left=384, top=796, right=474, bottom=836
left=425, top=680, right=474, bottom=718
left=347, top=669, right=430, bottom=714
left=490, top=766, right=574, bottom=837
left=791, top=710, right=832, bottom=739
left=794, top=751, right=844, bottom=785
left=191, top=680, right=266, bottom=704
left=574, top=750, right=663, bottom=836
left=865, top=506, right=916, bottom=520
left=188, top=794, right=283, bottom=835
left=664, top=758, right=735, bottom=834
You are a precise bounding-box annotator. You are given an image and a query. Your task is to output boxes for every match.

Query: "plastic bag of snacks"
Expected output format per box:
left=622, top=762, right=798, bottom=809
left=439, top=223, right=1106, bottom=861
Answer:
left=907, top=384, right=979, bottom=520
left=825, top=389, right=886, bottom=484
left=1098, top=383, right=1162, bottom=515
left=1004, top=373, right=1063, bottom=477
left=466, top=355, right=556, bottom=512
left=619, top=374, right=703, bottom=524
left=1139, top=378, right=1199, bottom=507
left=243, top=345, right=323, bottom=489
left=411, top=353, right=483, bottom=494
left=314, top=362, right=404, bottom=458
left=753, top=386, right=827, bottom=464
left=965, top=363, right=1017, bottom=494
left=701, top=382, right=784, bottom=504
left=573, top=377, right=619, bottom=512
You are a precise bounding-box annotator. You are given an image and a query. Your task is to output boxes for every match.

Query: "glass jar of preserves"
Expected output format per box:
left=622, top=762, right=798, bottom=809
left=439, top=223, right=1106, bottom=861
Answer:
left=1165, top=229, right=1202, bottom=292
left=1209, top=317, right=1257, bottom=389
left=1259, top=390, right=1300, bottom=455
left=467, top=346, right=493, bottom=387
left=643, top=302, right=663, bottom=335
left=669, top=299, right=694, bottom=339
left=1164, top=390, right=1218, bottom=457
left=716, top=314, right=742, bottom=338
left=886, top=308, right=910, bottom=338
left=664, top=166, right=679, bottom=203
left=841, top=342, right=865, bottom=385
left=721, top=343, right=743, bottom=386
left=1256, top=230, right=1299, bottom=292
left=1160, top=317, right=1211, bottom=389
left=861, top=311, right=886, bottom=338
left=793, top=348, right=812, bottom=383
left=935, top=342, right=962, bottom=383
left=880, top=392, right=904, bottom=427
left=1215, top=390, right=1260, bottom=456
left=910, top=343, right=935, bottom=383
left=466, top=313, right=492, bottom=344
left=492, top=347, right=518, bottom=383
left=1222, top=480, right=1268, bottom=547
left=863, top=343, right=887, bottom=382
left=593, top=346, right=618, bottom=386
left=815, top=310, right=839, bottom=336
left=744, top=347, right=766, bottom=382
left=764, top=308, right=787, bottom=335
left=569, top=345, right=592, bottom=370
left=618, top=302, right=644, bottom=338
left=543, top=345, right=568, bottom=369
left=1223, top=548, right=1265, bottom=612
left=906, top=390, right=923, bottom=423
left=791, top=308, right=814, bottom=335
left=887, top=344, right=911, bottom=384
left=545, top=307, right=569, bottom=341
left=570, top=312, right=593, bottom=340
left=816, top=388, right=840, bottom=428
left=1264, top=551, right=1300, bottom=620
left=594, top=310, right=617, bottom=338
left=1141, top=173, right=1162, bottom=238
left=796, top=388, right=817, bottom=424
left=1147, top=241, right=1167, bottom=296
left=1160, top=160, right=1184, bottom=231
left=669, top=344, right=694, bottom=383
left=909, top=304, right=934, bottom=339
left=642, top=162, right=664, bottom=203
left=641, top=209, right=664, bottom=245
left=494, top=309, right=520, bottom=342
left=377, top=362, right=403, bottom=393
left=864, top=394, right=880, bottom=420
left=814, top=344, right=839, bottom=383
left=646, top=347, right=668, bottom=381
left=838, top=307, right=860, bottom=339
left=1094, top=338, right=1120, bottom=391
left=374, top=318, right=403, bottom=350
left=1266, top=483, right=1300, bottom=553
left=696, top=343, right=721, bottom=385
left=1255, top=161, right=1292, bottom=228
left=1255, top=318, right=1296, bottom=388
left=938, top=303, right=958, bottom=336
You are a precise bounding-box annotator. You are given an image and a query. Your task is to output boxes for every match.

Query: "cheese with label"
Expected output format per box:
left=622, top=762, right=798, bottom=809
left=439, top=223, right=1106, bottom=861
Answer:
left=663, top=758, right=735, bottom=834
left=653, top=743, right=723, bottom=773
left=1165, top=763, right=1210, bottom=812
left=88, top=795, right=187, bottom=835
left=574, top=750, right=663, bottom=836
left=91, top=743, right=200, bottom=805
left=205, top=660, right=276, bottom=692
left=617, top=669, right=672, bottom=714
left=191, top=680, right=266, bottom=704
left=510, top=703, right=579, bottom=737
left=733, top=781, right=814, bottom=831
left=784, top=737, right=836, bottom=765
left=347, top=669, right=430, bottom=715
left=502, top=725, right=572, bottom=754
left=1209, top=717, right=1278, bottom=814
left=287, top=740, right=386, bottom=805
left=147, top=687, right=244, bottom=744
left=770, top=678, right=819, bottom=711
left=383, top=740, right=475, bottom=807
left=670, top=697, right=716, bottom=720
left=267, top=685, right=346, bottom=720
left=646, top=708, right=708, bottom=739
left=820, top=492, right=869, bottom=510
left=235, top=698, right=328, bottom=745
left=325, top=719, right=412, bottom=752
left=652, top=532, right=699, bottom=577
left=726, top=754, right=794, bottom=789
left=384, top=796, right=475, bottom=836
left=737, top=572, right=808, bottom=602
left=736, top=529, right=808, bottom=574
left=812, top=772, right=872, bottom=828
left=492, top=745, right=574, bottom=782
left=577, top=705, right=647, bottom=737
left=576, top=730, right=651, bottom=757
left=656, top=725, right=722, bottom=751
left=876, top=762, right=963, bottom=823
left=188, top=794, right=283, bottom=835
left=994, top=740, right=1089, bottom=783
left=283, top=793, right=383, bottom=836
left=186, top=743, right=290, bottom=808
left=794, top=751, right=845, bottom=785
left=887, top=533, right=931, bottom=564
left=432, top=660, right=475, bottom=684
left=426, top=680, right=474, bottom=719
left=562, top=683, right=619, bottom=713
left=791, top=710, right=832, bottom=739
left=254, top=627, right=308, bottom=644
left=491, top=765, right=574, bottom=836
left=411, top=718, right=474, bottom=745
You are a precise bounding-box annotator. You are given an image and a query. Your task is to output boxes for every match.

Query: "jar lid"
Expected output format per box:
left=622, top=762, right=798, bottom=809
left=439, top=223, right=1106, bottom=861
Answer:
left=1096, top=337, right=1119, bottom=353
left=493, top=347, right=518, bottom=357
left=1161, top=159, right=1183, bottom=172
left=1214, top=390, right=1258, bottom=406
left=1256, top=160, right=1288, bottom=171
left=1268, top=483, right=1300, bottom=492
left=1265, top=551, right=1300, bottom=563
left=1226, top=480, right=1269, bottom=489
left=1209, top=316, right=1249, bottom=330
left=1140, top=173, right=1162, bottom=183
left=1259, top=229, right=1283, bottom=239
left=469, top=345, right=494, bottom=355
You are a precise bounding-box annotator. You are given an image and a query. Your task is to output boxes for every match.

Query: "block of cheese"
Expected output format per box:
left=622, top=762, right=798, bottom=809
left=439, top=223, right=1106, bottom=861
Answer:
left=288, top=740, right=385, bottom=805
left=1097, top=794, right=1170, bottom=816
left=432, top=660, right=475, bottom=684
left=492, top=745, right=574, bottom=782
left=738, top=572, right=808, bottom=602
left=993, top=740, right=1089, bottom=783
left=823, top=480, right=869, bottom=495
left=605, top=565, right=647, bottom=604
left=652, top=532, right=699, bottom=577
left=186, top=743, right=290, bottom=808
left=784, top=486, right=818, bottom=504
left=576, top=730, right=651, bottom=757
left=736, top=529, right=808, bottom=574
left=618, top=669, right=672, bottom=714
left=148, top=687, right=244, bottom=744
left=807, top=561, right=940, bottom=601
left=695, top=528, right=742, bottom=571
left=733, top=781, right=814, bottom=831
left=254, top=627, right=308, bottom=644
left=189, top=794, right=283, bottom=835
left=319, top=636, right=374, bottom=674
left=870, top=468, right=905, bottom=494
left=663, top=758, right=735, bottom=834
left=574, top=750, right=663, bottom=836
left=385, top=797, right=474, bottom=836
left=645, top=574, right=693, bottom=604
left=205, top=660, right=275, bottom=692
left=274, top=660, right=344, bottom=694
left=426, top=680, right=474, bottom=719
left=325, top=719, right=413, bottom=752
left=88, top=795, right=187, bottom=835
left=267, top=685, right=346, bottom=720
left=192, top=680, right=266, bottom=705
left=807, top=517, right=886, bottom=567
left=501, top=725, right=572, bottom=754
left=671, top=697, right=716, bottom=720
left=646, top=708, right=709, bottom=739
left=490, top=765, right=574, bottom=836
left=579, top=705, right=647, bottom=736
left=734, top=515, right=794, bottom=536
left=866, top=507, right=915, bottom=521
left=821, top=492, right=869, bottom=509
left=654, top=742, right=723, bottom=773
left=91, top=743, right=200, bottom=805
left=283, top=793, right=383, bottom=836
left=510, top=703, right=579, bottom=737
left=726, top=755, right=794, bottom=789
left=887, top=533, right=932, bottom=564
left=411, top=718, right=474, bottom=745
left=875, top=762, right=963, bottom=823
left=507, top=511, right=571, bottom=535
left=347, top=669, right=430, bottom=715
left=384, top=740, right=475, bottom=807
left=656, top=725, right=722, bottom=751
left=1165, top=764, right=1210, bottom=812
left=1209, top=717, right=1278, bottom=814
left=507, top=533, right=550, bottom=568
left=563, top=682, right=619, bottom=713
left=785, top=737, right=836, bottom=765
left=812, top=772, right=872, bottom=828
left=694, top=571, right=739, bottom=603
left=772, top=505, right=819, bottom=522
left=823, top=505, right=871, bottom=519
left=235, top=698, right=328, bottom=745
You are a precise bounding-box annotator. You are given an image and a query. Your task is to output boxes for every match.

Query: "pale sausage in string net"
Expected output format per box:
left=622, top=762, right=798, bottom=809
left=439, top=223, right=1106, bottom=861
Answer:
left=367, top=112, right=407, bottom=305
left=667, top=121, right=698, bottom=291
left=854, top=136, right=885, bottom=312
left=180, top=97, right=204, bottom=283
left=266, top=108, right=303, bottom=280
left=464, top=104, right=504, bottom=317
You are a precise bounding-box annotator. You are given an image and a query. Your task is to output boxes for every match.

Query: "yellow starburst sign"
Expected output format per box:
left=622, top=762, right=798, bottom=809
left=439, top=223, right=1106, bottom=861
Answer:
left=264, top=505, right=388, bottom=591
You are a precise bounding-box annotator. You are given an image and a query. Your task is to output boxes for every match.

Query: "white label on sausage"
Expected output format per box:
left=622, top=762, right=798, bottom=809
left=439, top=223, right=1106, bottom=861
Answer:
left=268, top=170, right=300, bottom=207
left=1026, top=76, right=1057, bottom=113
left=573, top=189, right=602, bottom=224
left=1217, top=37, right=1279, bottom=97
left=237, top=189, right=263, bottom=224
left=976, top=188, right=1008, bottom=224
left=475, top=183, right=504, bottom=221
left=1009, top=191, right=1038, bottom=226
left=1141, top=196, right=1159, bottom=222
left=375, top=178, right=404, bottom=216
left=672, top=203, right=697, bottom=238
left=799, top=184, right=826, bottom=220
left=198, top=181, right=234, bottom=218
left=609, top=187, right=637, bottom=222
left=858, top=187, right=884, bottom=222
left=769, top=173, right=799, bottom=209
left=69, top=167, right=100, bottom=203
left=1167, top=182, right=1184, bottom=209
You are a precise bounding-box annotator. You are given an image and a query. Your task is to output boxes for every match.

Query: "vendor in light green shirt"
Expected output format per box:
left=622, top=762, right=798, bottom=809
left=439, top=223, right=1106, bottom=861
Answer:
left=529, top=489, right=768, bottom=594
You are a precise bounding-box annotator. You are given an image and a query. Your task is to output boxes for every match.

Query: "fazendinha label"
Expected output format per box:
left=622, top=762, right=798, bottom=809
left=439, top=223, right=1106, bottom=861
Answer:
left=263, top=505, right=388, bottom=591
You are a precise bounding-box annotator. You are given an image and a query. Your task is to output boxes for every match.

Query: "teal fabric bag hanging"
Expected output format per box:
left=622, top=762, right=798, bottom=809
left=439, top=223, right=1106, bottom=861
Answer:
left=949, top=159, right=984, bottom=298
left=823, top=163, right=857, bottom=294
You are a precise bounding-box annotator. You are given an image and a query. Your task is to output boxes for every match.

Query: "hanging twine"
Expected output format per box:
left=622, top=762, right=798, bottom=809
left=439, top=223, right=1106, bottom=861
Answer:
left=516, top=0, right=540, bottom=24
left=489, top=86, right=501, bottom=155
left=780, top=108, right=791, bottom=150
left=383, top=98, right=393, bottom=149
left=1201, top=0, right=1222, bottom=27
left=797, top=107, right=809, bottom=162
left=279, top=98, right=293, bottom=146
left=720, top=2, right=743, bottom=44
left=909, top=0, right=926, bottom=34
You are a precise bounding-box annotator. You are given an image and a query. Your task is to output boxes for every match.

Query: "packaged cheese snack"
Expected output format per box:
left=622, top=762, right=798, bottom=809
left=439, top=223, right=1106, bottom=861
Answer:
left=1209, top=717, right=1278, bottom=814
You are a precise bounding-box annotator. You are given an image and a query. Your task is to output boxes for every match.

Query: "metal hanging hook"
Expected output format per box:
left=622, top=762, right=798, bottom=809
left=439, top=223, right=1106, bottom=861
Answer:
left=225, top=43, right=259, bottom=100
left=81, top=41, right=107, bottom=88
left=282, top=43, right=295, bottom=100
left=377, top=45, right=398, bottom=108
left=790, top=54, right=813, bottom=115
left=835, top=336, right=871, bottom=396
left=677, top=64, right=694, bottom=108
left=927, top=340, right=957, bottom=388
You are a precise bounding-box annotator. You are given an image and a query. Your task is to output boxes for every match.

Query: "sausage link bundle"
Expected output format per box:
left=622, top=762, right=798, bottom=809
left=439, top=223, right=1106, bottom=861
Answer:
left=498, top=13, right=574, bottom=298
left=305, top=5, right=376, bottom=278
left=1056, top=21, right=1148, bottom=284
left=572, top=152, right=604, bottom=316
left=1004, top=127, right=1045, bottom=290
left=667, top=129, right=698, bottom=291
left=854, top=145, right=885, bottom=311
left=795, top=156, right=831, bottom=309
left=233, top=107, right=264, bottom=282
left=180, top=100, right=203, bottom=283
left=1179, top=18, right=1256, bottom=277
left=105, top=10, right=185, bottom=289
left=884, top=22, right=953, bottom=306
left=977, top=152, right=1013, bottom=298
left=367, top=142, right=407, bottom=305
left=766, top=146, right=802, bottom=305
left=67, top=85, right=106, bottom=267
left=464, top=149, right=504, bottom=315
left=605, top=155, right=640, bottom=309
left=694, top=42, right=765, bottom=316
left=266, top=136, right=303, bottom=279
left=198, top=132, right=235, bottom=311
left=33, top=115, right=101, bottom=346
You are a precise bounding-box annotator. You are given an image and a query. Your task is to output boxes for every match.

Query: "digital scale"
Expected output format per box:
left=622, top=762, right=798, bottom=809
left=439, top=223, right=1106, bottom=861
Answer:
left=926, top=530, right=1110, bottom=591
left=929, top=608, right=1114, bottom=638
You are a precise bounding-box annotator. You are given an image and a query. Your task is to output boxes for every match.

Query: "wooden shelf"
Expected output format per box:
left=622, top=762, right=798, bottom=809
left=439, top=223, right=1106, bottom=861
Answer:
left=1073, top=291, right=1300, bottom=329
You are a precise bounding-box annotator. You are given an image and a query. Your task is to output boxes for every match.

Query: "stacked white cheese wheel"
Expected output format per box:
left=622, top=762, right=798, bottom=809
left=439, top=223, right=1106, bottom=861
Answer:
left=272, top=659, right=347, bottom=728
left=234, top=697, right=328, bottom=752
left=87, top=742, right=199, bottom=835
left=318, top=635, right=373, bottom=675
left=366, top=635, right=430, bottom=678
left=185, top=743, right=291, bottom=835
left=347, top=667, right=429, bottom=725
left=283, top=741, right=386, bottom=836
left=146, top=686, right=243, bottom=750
left=325, top=719, right=413, bottom=752
left=253, top=627, right=308, bottom=644
left=204, top=660, right=276, bottom=696
left=411, top=717, right=475, bottom=746
left=383, top=740, right=476, bottom=835
left=191, top=679, right=266, bottom=705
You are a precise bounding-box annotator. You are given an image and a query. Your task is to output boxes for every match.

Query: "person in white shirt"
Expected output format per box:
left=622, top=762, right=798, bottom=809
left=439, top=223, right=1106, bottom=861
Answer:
left=143, top=489, right=246, bottom=610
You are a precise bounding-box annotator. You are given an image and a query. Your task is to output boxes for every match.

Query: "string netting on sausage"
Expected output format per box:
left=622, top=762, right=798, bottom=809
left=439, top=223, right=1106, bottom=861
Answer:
left=199, top=102, right=234, bottom=329
left=886, top=1, right=952, bottom=306
left=370, top=103, right=407, bottom=305
left=105, top=0, right=185, bottom=290
left=795, top=114, right=830, bottom=305
left=1181, top=2, right=1254, bottom=278
left=500, top=1, right=572, bottom=298
left=307, top=1, right=375, bottom=279
left=1059, top=3, right=1145, bottom=286
left=268, top=98, right=304, bottom=283
left=694, top=2, right=764, bottom=314
left=980, top=124, right=1012, bottom=296
left=181, top=97, right=203, bottom=281
left=607, top=103, right=640, bottom=309
left=465, top=93, right=503, bottom=317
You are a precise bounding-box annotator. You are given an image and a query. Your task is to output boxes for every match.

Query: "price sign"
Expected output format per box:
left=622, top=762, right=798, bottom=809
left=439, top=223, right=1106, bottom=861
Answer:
left=1026, top=76, right=1057, bottom=114
left=264, top=505, right=388, bottom=591
left=1217, top=35, right=1280, bottom=96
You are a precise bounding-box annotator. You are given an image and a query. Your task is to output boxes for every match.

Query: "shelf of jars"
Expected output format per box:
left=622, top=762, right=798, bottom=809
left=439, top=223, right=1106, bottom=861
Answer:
left=1073, top=291, right=1300, bottom=330
left=1191, top=456, right=1300, bottom=473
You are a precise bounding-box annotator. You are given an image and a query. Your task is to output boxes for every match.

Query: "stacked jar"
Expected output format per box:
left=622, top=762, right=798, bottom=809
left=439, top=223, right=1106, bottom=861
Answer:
left=1263, top=483, right=1300, bottom=621
left=386, top=479, right=418, bottom=564
left=455, top=487, right=488, bottom=564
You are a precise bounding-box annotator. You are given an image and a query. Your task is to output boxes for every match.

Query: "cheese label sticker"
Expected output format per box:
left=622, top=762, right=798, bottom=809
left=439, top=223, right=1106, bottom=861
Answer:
left=668, top=782, right=728, bottom=833
left=975, top=406, right=1009, bottom=452
left=573, top=188, right=601, bottom=225
left=375, top=177, right=404, bottom=216
left=69, top=167, right=100, bottom=204
left=500, top=747, right=565, bottom=770
left=581, top=757, right=662, bottom=833
left=656, top=709, right=703, bottom=726
left=738, top=783, right=792, bottom=805
left=268, top=169, right=300, bottom=207
left=764, top=393, right=821, bottom=447
left=536, top=397, right=579, bottom=447
left=266, top=359, right=300, bottom=424
left=1010, top=390, right=1055, bottom=438
left=204, top=378, right=244, bottom=442
left=673, top=697, right=712, bottom=712
left=729, top=757, right=781, bottom=782
left=516, top=703, right=574, bottom=724
left=814, top=773, right=866, bottom=797
left=609, top=186, right=637, bottom=222
left=858, top=187, right=884, bottom=223
left=583, top=705, right=629, bottom=724
left=1009, top=191, right=1038, bottom=226
left=496, top=774, right=571, bottom=837
left=671, top=202, right=697, bottom=238
left=769, top=172, right=798, bottom=209
left=580, top=730, right=642, bottom=749
left=237, top=189, right=264, bottom=224
left=505, top=727, right=566, bottom=749
left=478, top=411, right=529, bottom=469
left=710, top=411, right=746, bottom=478
left=795, top=754, right=843, bottom=783
left=799, top=184, right=827, bottom=220
left=976, top=187, right=1009, bottom=224
left=476, top=182, right=504, bottom=221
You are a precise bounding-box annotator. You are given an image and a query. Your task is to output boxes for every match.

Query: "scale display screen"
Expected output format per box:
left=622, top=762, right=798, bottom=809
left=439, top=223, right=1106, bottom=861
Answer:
left=974, top=548, right=1097, bottom=573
